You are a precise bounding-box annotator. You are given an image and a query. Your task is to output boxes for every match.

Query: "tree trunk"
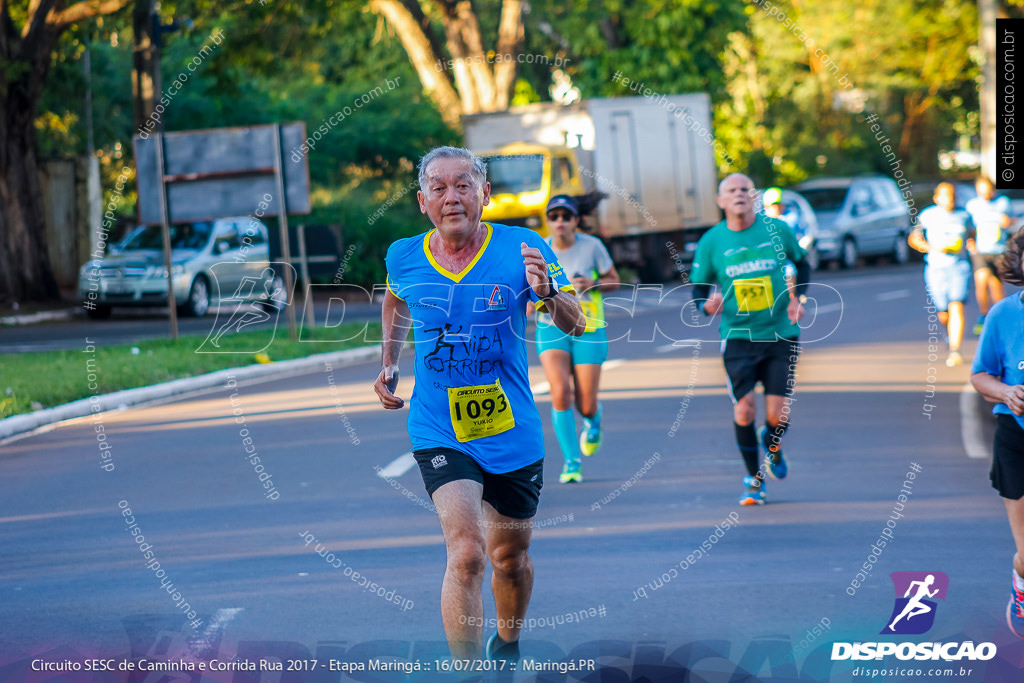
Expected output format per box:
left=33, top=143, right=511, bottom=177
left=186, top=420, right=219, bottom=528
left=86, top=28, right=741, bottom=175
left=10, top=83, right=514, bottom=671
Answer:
left=370, top=0, right=465, bottom=126
left=370, top=0, right=524, bottom=125
left=0, top=114, right=62, bottom=304
left=0, top=7, right=61, bottom=304
left=492, top=0, right=523, bottom=109
left=1, top=0, right=134, bottom=304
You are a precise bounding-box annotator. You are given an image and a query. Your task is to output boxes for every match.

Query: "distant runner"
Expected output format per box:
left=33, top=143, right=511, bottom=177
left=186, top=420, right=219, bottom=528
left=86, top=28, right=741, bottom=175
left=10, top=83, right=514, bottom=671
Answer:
left=374, top=146, right=584, bottom=664
left=691, top=173, right=809, bottom=505
left=966, top=176, right=1013, bottom=334
left=970, top=226, right=1024, bottom=638
left=909, top=183, right=973, bottom=367
left=534, top=195, right=620, bottom=483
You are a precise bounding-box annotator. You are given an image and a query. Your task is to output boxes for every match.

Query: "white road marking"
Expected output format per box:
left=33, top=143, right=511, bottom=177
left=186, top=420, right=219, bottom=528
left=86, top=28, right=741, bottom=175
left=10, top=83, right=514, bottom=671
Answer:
left=655, top=340, right=706, bottom=353
left=531, top=381, right=551, bottom=394
left=378, top=452, right=416, bottom=478
left=960, top=382, right=990, bottom=460
left=187, top=608, right=243, bottom=658
left=877, top=289, right=911, bottom=301
left=604, top=358, right=626, bottom=370
left=812, top=303, right=843, bottom=314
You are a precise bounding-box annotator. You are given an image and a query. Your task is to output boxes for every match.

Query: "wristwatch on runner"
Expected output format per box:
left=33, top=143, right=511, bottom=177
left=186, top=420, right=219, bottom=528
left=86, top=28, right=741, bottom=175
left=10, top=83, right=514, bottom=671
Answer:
left=539, top=274, right=557, bottom=301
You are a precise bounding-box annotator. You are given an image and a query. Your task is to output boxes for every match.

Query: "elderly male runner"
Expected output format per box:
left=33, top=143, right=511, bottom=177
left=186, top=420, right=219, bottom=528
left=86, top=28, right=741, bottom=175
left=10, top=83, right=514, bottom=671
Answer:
left=691, top=173, right=810, bottom=505
left=373, top=146, right=584, bottom=663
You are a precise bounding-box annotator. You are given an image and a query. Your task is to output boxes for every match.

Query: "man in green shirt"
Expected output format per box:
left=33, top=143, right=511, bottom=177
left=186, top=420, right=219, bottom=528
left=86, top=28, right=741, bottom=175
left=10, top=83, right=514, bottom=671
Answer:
left=690, top=173, right=810, bottom=504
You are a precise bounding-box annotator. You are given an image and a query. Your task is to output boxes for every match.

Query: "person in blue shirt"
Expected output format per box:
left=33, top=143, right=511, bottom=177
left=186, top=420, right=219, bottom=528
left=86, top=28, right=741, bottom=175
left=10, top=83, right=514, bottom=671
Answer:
left=966, top=176, right=1014, bottom=334
left=373, top=146, right=584, bottom=664
left=909, top=183, right=973, bottom=367
left=971, top=226, right=1024, bottom=638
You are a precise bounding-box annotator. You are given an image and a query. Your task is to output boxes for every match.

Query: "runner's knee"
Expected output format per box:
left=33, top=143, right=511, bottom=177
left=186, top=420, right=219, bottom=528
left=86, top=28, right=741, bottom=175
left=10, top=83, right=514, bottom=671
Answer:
left=488, top=542, right=530, bottom=578
left=575, top=392, right=598, bottom=417
left=448, top=539, right=487, bottom=579
left=733, top=397, right=756, bottom=424
left=550, top=382, right=573, bottom=410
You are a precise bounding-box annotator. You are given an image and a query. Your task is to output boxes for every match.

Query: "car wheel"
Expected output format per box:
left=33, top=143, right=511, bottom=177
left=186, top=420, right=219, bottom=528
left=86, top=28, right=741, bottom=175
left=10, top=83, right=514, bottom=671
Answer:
left=85, top=304, right=113, bottom=320
left=841, top=237, right=859, bottom=269
left=259, top=275, right=287, bottom=313
left=181, top=276, right=210, bottom=317
left=892, top=232, right=909, bottom=264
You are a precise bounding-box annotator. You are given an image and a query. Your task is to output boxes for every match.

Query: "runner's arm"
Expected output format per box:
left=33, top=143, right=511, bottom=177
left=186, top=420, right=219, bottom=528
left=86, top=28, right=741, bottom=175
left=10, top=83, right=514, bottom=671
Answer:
left=692, top=283, right=722, bottom=316
left=793, top=257, right=810, bottom=297
left=541, top=284, right=586, bottom=337
left=374, top=289, right=412, bottom=409
left=591, top=241, right=621, bottom=293
left=908, top=228, right=929, bottom=254
left=971, top=372, right=1024, bottom=416
left=571, top=266, right=621, bottom=296
left=595, top=265, right=621, bottom=293
left=523, top=242, right=586, bottom=336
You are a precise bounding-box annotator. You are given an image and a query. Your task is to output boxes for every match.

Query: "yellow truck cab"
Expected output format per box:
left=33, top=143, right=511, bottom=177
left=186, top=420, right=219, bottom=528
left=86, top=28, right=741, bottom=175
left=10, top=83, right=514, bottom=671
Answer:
left=479, top=143, right=586, bottom=237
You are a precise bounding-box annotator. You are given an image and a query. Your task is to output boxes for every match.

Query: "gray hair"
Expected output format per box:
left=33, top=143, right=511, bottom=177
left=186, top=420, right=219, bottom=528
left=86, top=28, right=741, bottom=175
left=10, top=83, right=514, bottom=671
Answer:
left=418, top=146, right=487, bottom=193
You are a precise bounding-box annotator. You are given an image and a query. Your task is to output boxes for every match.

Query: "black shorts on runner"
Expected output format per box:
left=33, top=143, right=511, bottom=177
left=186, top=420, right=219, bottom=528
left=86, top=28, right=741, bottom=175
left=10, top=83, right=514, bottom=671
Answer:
left=722, top=337, right=800, bottom=403
left=991, top=414, right=1024, bottom=500
left=971, top=252, right=1004, bottom=275
left=413, top=447, right=543, bottom=519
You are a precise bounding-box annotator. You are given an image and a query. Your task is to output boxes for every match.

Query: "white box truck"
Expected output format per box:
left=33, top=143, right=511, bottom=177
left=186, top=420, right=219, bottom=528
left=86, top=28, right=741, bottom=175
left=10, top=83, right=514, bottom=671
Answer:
left=463, top=94, right=722, bottom=280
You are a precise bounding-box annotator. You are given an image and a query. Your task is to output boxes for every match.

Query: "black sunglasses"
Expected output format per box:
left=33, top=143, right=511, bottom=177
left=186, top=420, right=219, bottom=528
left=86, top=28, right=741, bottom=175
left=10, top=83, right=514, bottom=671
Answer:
left=547, top=211, right=576, bottom=221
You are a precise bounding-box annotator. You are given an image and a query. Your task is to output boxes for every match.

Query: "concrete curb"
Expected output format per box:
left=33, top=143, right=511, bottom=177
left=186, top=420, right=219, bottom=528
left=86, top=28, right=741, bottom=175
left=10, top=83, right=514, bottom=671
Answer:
left=1, top=308, right=78, bottom=326
left=0, top=345, right=380, bottom=441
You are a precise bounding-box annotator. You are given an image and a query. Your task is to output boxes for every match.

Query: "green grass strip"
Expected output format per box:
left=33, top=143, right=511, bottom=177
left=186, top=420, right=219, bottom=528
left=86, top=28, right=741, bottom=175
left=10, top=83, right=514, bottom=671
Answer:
left=0, top=322, right=382, bottom=419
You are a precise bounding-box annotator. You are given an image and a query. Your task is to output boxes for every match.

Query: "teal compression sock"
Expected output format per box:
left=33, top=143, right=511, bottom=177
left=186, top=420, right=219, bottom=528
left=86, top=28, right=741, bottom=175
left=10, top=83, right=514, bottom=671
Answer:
left=551, top=407, right=579, bottom=462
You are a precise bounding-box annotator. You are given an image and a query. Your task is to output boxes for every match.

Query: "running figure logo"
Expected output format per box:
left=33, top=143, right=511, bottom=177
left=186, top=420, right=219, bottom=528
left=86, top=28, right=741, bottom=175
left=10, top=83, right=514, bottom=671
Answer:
left=881, top=571, right=949, bottom=635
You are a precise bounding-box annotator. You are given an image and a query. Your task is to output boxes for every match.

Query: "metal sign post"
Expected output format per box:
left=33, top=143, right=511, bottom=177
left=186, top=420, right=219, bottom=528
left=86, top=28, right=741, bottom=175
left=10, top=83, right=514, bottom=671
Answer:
left=154, top=133, right=179, bottom=340
left=271, top=124, right=297, bottom=341
left=134, top=123, right=310, bottom=343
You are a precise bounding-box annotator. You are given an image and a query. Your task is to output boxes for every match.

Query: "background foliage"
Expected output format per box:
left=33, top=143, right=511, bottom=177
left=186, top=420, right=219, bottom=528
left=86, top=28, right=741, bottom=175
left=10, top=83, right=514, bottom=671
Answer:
left=35, top=0, right=992, bottom=285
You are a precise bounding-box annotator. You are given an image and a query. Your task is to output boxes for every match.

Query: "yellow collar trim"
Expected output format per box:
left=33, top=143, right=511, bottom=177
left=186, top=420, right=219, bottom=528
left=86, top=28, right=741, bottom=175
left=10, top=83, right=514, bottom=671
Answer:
left=422, top=223, right=493, bottom=283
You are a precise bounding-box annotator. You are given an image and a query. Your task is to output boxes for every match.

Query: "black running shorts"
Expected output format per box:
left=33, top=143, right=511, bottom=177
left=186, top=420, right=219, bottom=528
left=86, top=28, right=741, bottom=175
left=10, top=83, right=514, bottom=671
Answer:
left=722, top=337, right=800, bottom=403
left=413, top=447, right=543, bottom=519
left=991, top=414, right=1024, bottom=500
left=971, top=252, right=1004, bottom=275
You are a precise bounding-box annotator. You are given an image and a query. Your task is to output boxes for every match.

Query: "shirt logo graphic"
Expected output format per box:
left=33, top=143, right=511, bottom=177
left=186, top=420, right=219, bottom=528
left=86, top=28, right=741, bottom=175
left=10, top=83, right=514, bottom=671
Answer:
left=431, top=454, right=448, bottom=469
left=487, top=285, right=507, bottom=311
left=882, top=571, right=949, bottom=635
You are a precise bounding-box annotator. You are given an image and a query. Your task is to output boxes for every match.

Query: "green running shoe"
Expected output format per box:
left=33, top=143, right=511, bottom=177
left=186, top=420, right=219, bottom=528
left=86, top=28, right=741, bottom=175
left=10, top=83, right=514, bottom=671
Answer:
left=559, top=460, right=582, bottom=483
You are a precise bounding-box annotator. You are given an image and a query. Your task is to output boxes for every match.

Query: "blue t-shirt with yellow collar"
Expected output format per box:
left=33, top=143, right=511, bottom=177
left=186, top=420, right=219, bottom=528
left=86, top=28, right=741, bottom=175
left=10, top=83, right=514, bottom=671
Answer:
left=385, top=222, right=573, bottom=473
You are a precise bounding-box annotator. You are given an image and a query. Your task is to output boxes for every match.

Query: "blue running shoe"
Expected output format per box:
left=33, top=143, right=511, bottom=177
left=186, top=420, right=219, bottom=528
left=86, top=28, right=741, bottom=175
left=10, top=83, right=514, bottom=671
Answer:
left=759, top=426, right=788, bottom=480
left=1008, top=573, right=1024, bottom=638
left=486, top=631, right=521, bottom=662
left=739, top=475, right=765, bottom=505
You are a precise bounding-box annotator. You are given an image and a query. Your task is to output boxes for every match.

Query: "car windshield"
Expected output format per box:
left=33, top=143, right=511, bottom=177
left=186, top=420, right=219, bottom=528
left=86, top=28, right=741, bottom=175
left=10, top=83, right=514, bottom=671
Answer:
left=799, top=188, right=850, bottom=213
left=122, top=222, right=213, bottom=251
left=484, top=155, right=544, bottom=195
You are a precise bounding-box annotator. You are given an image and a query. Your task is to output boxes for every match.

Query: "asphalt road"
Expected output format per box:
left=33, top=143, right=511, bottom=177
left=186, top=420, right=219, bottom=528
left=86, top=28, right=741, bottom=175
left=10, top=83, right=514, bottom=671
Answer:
left=2, top=264, right=1023, bottom=682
